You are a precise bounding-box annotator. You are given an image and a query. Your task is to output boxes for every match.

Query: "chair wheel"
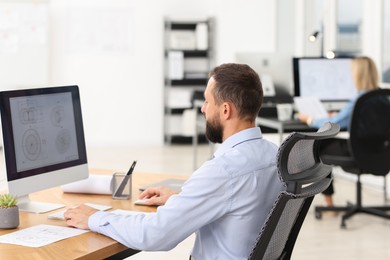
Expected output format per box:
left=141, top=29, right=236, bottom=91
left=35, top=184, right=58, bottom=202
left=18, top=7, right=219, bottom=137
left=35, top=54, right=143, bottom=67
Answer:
left=315, top=211, right=322, bottom=219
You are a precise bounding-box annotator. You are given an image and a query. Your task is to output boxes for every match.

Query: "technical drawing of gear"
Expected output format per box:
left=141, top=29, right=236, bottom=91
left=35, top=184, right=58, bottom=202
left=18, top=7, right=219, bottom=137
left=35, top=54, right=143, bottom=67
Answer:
left=55, top=129, right=71, bottom=154
left=22, top=129, right=41, bottom=161
left=20, top=107, right=38, bottom=124
left=51, top=106, right=65, bottom=127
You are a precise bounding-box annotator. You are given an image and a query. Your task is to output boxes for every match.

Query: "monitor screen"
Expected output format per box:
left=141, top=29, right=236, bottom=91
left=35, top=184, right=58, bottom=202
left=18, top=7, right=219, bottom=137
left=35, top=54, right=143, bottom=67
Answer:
left=235, top=52, right=294, bottom=96
left=293, top=57, right=357, bottom=101
left=0, top=85, right=88, bottom=213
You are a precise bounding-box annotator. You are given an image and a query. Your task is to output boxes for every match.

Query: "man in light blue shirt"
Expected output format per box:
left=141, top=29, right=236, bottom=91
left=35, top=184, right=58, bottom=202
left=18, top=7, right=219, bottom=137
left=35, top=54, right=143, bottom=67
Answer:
left=65, top=63, right=284, bottom=259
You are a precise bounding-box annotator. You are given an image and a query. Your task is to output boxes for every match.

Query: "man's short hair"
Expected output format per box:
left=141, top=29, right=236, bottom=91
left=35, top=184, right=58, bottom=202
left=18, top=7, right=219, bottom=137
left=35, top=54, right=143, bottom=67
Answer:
left=209, top=63, right=263, bottom=121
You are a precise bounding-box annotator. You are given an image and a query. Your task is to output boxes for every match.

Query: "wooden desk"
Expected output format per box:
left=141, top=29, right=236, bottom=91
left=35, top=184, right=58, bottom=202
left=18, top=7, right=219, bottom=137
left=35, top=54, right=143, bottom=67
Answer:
left=256, top=117, right=349, bottom=143
left=0, top=170, right=187, bottom=260
left=256, top=117, right=315, bottom=143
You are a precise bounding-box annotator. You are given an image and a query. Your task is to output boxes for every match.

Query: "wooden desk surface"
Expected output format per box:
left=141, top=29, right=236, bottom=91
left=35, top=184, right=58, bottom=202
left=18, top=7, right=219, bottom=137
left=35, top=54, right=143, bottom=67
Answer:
left=256, top=117, right=313, bottom=131
left=0, top=170, right=187, bottom=260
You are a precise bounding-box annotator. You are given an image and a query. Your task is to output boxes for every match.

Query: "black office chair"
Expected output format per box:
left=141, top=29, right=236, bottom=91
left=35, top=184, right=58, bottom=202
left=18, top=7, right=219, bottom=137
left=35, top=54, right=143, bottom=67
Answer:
left=315, top=89, right=390, bottom=228
left=248, top=122, right=340, bottom=260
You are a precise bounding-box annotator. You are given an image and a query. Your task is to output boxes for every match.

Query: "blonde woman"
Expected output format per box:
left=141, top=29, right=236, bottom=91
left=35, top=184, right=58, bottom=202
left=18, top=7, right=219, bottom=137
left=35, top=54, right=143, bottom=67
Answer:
left=298, top=56, right=379, bottom=207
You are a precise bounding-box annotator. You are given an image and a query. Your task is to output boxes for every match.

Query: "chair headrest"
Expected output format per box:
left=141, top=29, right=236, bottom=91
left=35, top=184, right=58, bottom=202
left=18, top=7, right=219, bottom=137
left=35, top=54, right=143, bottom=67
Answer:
left=276, top=122, right=339, bottom=193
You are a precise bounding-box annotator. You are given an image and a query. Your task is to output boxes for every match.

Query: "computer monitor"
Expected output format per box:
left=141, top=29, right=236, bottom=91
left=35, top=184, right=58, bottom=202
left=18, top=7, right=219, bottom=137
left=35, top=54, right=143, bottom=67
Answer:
left=0, top=85, right=88, bottom=213
left=235, top=52, right=294, bottom=96
left=293, top=57, right=357, bottom=101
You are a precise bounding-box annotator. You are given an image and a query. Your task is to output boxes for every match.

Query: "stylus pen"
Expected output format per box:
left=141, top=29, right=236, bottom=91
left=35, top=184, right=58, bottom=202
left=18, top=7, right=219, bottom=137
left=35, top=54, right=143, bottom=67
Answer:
left=113, top=160, right=137, bottom=197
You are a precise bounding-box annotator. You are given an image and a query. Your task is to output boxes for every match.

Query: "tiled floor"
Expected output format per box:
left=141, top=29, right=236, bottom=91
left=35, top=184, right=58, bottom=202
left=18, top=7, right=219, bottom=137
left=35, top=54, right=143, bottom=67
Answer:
left=84, top=133, right=390, bottom=260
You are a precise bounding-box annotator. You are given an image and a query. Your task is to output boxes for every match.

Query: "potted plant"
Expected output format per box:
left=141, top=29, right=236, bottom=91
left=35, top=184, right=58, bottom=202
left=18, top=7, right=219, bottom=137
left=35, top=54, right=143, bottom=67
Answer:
left=0, top=194, right=19, bottom=229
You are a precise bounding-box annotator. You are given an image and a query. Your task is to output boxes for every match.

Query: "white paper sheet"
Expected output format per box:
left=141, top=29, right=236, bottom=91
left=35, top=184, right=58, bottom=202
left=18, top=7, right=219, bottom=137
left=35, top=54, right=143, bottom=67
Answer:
left=61, top=175, right=112, bottom=194
left=294, top=97, right=328, bottom=119
left=0, top=224, right=88, bottom=247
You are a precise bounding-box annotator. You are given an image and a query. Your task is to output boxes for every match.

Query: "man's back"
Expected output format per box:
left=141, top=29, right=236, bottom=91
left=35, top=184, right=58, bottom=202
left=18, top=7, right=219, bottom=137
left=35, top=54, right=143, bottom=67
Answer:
left=189, top=127, right=283, bottom=259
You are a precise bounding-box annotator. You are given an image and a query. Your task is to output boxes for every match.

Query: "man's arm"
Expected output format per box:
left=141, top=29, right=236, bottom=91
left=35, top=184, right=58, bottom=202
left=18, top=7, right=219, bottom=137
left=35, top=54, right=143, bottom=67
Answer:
left=64, top=186, right=177, bottom=229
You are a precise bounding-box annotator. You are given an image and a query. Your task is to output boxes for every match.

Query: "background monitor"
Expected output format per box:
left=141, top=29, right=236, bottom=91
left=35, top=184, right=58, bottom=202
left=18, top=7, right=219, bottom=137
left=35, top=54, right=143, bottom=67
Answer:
left=0, top=85, right=88, bottom=213
left=293, top=57, right=357, bottom=102
left=235, top=52, right=294, bottom=96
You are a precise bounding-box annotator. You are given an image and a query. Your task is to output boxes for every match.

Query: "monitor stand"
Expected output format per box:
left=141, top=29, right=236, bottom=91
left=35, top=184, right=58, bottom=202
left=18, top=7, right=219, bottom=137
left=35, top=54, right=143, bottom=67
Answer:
left=17, top=195, right=65, bottom=213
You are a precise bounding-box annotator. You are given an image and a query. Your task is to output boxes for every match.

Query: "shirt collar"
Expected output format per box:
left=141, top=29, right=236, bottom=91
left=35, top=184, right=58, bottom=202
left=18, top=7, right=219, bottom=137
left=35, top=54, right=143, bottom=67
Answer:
left=213, top=127, right=263, bottom=158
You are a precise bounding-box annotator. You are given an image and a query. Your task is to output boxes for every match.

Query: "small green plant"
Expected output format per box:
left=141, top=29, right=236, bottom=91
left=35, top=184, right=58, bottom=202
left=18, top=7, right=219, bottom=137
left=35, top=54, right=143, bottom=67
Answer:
left=0, top=194, right=18, bottom=208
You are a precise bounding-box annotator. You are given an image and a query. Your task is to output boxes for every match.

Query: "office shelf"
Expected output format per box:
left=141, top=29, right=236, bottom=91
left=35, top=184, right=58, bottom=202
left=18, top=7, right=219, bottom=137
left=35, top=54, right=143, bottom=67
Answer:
left=165, top=108, right=188, bottom=114
left=169, top=135, right=208, bottom=144
left=167, top=78, right=208, bottom=86
left=165, top=50, right=209, bottom=58
left=169, top=23, right=198, bottom=30
left=164, top=17, right=214, bottom=144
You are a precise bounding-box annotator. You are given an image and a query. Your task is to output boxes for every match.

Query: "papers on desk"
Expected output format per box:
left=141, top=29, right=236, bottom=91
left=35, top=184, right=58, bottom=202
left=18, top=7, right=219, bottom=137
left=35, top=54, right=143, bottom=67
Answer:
left=139, top=178, right=185, bottom=193
left=0, top=224, right=88, bottom=247
left=61, top=174, right=113, bottom=195
left=293, top=97, right=328, bottom=119
left=0, top=211, right=146, bottom=248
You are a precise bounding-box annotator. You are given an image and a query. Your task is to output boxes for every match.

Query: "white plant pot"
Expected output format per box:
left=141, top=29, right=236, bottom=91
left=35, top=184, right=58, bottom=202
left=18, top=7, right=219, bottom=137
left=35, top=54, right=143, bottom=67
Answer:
left=0, top=206, right=20, bottom=229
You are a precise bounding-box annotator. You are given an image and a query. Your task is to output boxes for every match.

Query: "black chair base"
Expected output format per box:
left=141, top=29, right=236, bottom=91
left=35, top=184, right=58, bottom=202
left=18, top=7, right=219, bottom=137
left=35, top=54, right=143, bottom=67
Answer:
left=315, top=204, right=390, bottom=228
left=316, top=172, right=390, bottom=228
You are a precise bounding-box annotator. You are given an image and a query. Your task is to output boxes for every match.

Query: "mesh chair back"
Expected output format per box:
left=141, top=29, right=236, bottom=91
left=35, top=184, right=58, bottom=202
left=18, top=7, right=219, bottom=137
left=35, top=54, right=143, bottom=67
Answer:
left=349, top=89, right=390, bottom=175
left=248, top=123, right=339, bottom=260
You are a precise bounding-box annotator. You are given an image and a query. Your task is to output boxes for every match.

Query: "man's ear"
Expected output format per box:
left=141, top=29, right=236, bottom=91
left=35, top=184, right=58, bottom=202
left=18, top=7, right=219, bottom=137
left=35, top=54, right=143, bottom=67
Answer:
left=221, top=102, right=232, bottom=119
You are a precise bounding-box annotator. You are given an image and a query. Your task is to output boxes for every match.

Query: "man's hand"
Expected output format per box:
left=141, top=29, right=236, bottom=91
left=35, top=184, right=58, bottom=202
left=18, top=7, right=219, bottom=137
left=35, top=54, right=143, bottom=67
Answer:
left=138, top=186, right=178, bottom=206
left=64, top=204, right=98, bottom=230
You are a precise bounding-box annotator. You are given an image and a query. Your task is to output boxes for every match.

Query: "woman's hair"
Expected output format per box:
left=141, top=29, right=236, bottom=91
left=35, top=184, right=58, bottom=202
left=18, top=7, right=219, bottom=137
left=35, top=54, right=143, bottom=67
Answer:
left=352, top=56, right=379, bottom=91
left=208, top=63, right=263, bottom=122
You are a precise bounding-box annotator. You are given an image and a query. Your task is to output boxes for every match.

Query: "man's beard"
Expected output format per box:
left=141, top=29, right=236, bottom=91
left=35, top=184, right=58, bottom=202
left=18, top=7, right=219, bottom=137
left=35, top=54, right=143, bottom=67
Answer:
left=205, top=116, right=223, bottom=144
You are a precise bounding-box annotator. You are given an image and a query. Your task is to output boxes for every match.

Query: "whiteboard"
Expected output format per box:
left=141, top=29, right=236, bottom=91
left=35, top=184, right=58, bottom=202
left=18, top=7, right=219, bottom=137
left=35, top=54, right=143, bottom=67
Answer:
left=0, top=0, right=49, bottom=90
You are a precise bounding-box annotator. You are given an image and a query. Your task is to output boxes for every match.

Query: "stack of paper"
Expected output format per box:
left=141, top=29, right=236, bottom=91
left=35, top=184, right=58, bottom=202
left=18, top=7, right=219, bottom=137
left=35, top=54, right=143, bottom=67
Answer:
left=293, top=97, right=328, bottom=119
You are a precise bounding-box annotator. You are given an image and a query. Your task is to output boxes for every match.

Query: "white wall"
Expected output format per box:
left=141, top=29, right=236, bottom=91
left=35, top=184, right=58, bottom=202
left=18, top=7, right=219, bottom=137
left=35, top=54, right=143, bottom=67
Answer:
left=46, top=0, right=276, bottom=147
left=361, top=0, right=383, bottom=71
left=214, top=0, right=276, bottom=62
left=8, top=0, right=381, bottom=148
